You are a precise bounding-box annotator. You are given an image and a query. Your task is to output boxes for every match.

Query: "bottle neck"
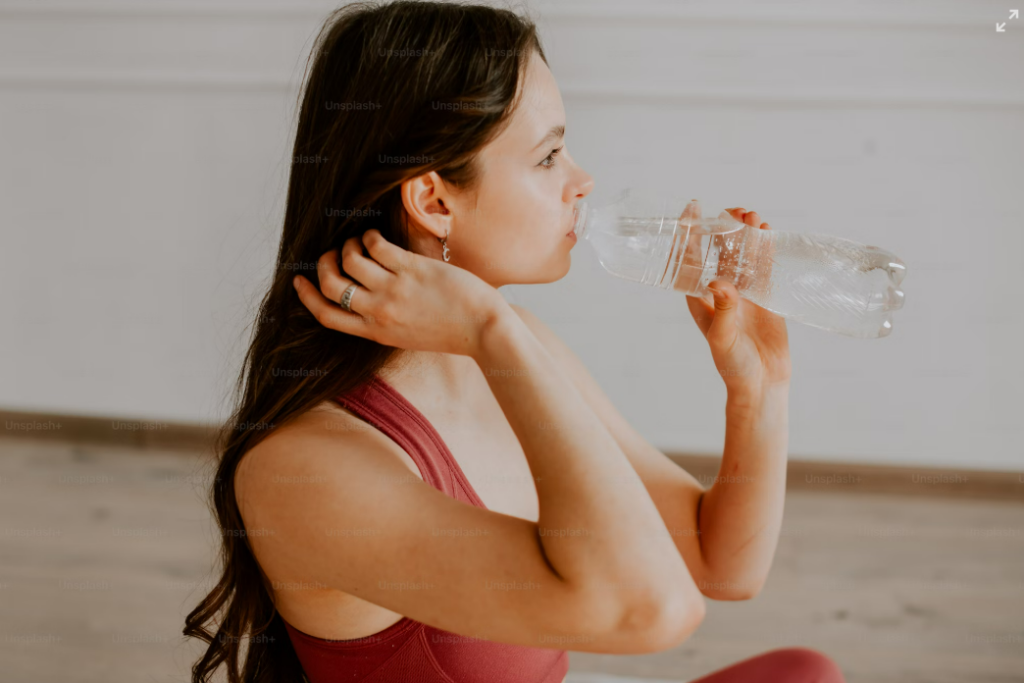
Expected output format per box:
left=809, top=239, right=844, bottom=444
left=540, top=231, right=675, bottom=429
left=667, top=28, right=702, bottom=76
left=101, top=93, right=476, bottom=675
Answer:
left=572, top=201, right=589, bottom=240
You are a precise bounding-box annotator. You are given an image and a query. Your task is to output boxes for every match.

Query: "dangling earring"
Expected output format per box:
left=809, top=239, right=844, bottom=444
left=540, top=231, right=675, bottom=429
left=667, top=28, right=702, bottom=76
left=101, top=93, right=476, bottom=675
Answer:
left=440, top=229, right=450, bottom=262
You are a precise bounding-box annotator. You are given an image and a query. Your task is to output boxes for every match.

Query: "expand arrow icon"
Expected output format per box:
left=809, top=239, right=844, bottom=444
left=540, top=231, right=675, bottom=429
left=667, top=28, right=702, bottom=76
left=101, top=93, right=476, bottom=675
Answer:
left=997, top=22, right=1006, bottom=31
left=1011, top=9, right=1019, bottom=19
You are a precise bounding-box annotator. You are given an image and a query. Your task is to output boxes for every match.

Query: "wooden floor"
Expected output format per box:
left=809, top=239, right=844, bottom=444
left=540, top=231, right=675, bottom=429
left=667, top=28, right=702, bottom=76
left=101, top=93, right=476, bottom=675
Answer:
left=1, top=437, right=1021, bottom=683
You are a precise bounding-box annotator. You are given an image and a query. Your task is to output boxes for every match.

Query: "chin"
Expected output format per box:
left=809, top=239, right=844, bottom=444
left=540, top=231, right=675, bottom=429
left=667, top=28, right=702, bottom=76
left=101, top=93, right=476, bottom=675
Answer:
left=540, top=241, right=575, bottom=283
left=496, top=262, right=569, bottom=286
left=535, top=256, right=573, bottom=284
left=480, top=241, right=573, bottom=285
left=555, top=252, right=573, bottom=280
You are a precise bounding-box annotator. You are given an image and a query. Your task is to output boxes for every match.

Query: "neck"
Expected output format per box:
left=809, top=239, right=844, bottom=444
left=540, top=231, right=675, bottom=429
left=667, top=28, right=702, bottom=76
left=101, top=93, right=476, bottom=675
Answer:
left=379, top=349, right=481, bottom=400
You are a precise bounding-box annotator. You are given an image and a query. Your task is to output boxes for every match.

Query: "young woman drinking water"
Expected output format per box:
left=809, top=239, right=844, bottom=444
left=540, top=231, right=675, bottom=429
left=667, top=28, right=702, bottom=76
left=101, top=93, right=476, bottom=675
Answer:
left=184, top=2, right=844, bottom=682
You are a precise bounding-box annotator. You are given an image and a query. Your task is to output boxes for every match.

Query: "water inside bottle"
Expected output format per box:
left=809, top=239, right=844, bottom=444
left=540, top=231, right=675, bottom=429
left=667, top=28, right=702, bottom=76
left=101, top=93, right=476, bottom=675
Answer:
left=575, top=192, right=906, bottom=338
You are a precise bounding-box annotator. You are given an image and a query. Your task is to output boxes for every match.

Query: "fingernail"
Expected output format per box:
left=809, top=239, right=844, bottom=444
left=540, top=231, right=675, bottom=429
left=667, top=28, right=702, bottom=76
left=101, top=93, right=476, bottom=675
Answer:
left=292, top=276, right=300, bottom=289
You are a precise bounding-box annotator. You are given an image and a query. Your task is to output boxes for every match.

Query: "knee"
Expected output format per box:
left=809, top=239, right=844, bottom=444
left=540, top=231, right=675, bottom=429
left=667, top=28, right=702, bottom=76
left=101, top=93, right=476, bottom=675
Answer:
left=761, top=647, right=845, bottom=682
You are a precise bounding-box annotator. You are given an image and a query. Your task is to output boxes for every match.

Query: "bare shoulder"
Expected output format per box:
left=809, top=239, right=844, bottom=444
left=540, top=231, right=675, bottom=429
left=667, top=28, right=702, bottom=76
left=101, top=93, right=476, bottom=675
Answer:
left=235, top=399, right=421, bottom=500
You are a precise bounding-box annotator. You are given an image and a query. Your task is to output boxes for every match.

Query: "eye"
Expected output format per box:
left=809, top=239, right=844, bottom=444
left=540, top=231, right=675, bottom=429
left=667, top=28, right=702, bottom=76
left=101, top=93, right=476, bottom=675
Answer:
left=540, top=145, right=564, bottom=169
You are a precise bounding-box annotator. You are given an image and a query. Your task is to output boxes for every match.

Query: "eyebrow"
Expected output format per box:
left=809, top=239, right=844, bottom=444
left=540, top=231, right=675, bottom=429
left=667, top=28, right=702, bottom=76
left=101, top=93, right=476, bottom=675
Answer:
left=532, top=124, right=565, bottom=152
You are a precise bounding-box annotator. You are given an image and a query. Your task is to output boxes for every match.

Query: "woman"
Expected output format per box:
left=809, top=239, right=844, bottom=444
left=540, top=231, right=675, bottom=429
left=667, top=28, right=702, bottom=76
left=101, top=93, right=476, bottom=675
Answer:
left=184, top=2, right=844, bottom=682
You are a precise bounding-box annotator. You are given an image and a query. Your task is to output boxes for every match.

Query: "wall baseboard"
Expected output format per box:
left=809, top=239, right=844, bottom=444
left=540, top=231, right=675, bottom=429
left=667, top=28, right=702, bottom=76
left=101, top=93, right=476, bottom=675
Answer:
left=2, top=408, right=1021, bottom=502
left=666, top=454, right=1023, bottom=503
left=1, top=408, right=220, bottom=453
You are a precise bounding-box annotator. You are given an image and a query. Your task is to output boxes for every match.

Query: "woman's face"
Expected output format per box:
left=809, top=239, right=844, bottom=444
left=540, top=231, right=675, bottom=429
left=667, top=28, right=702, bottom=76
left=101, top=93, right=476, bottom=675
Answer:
left=402, top=49, right=594, bottom=287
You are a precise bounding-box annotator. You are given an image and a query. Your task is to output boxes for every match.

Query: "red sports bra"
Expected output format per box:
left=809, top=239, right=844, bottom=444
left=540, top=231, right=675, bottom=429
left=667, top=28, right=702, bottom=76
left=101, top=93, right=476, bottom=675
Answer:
left=281, top=374, right=569, bottom=683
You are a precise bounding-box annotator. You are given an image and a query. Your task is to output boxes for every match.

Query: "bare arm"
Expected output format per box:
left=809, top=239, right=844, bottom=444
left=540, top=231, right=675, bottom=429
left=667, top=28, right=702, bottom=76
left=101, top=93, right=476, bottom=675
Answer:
left=695, top=384, right=789, bottom=598
left=509, top=303, right=789, bottom=601
left=237, top=418, right=689, bottom=655
left=473, top=308, right=706, bottom=633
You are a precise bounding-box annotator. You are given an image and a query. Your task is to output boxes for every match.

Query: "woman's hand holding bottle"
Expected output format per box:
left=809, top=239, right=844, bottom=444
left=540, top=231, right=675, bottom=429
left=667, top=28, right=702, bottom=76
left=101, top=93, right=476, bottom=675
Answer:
left=682, top=202, right=793, bottom=394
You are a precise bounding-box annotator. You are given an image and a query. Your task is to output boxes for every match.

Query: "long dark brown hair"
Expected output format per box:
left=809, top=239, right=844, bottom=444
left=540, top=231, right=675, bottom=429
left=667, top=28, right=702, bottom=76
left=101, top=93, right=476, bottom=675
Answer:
left=183, top=2, right=546, bottom=681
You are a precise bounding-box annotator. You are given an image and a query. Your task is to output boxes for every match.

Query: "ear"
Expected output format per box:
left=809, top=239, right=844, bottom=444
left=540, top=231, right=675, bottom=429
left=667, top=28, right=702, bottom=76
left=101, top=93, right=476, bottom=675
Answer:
left=400, top=171, right=454, bottom=240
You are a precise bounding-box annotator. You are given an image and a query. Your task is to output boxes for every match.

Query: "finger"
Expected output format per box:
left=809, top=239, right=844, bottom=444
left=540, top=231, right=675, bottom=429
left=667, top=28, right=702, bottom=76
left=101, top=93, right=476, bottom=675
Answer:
left=717, top=207, right=744, bottom=288
left=706, top=279, right=740, bottom=350
left=681, top=226, right=703, bottom=289
left=725, top=208, right=762, bottom=228
left=337, top=235, right=392, bottom=293
left=757, top=221, right=776, bottom=293
left=680, top=199, right=701, bottom=222
left=722, top=210, right=749, bottom=286
left=315, top=249, right=351, bottom=305
left=318, top=245, right=365, bottom=306
left=361, top=228, right=415, bottom=275
left=293, top=274, right=378, bottom=339
left=724, top=208, right=765, bottom=290
left=726, top=207, right=746, bottom=223
left=672, top=200, right=703, bottom=292
left=685, top=294, right=715, bottom=338
left=323, top=251, right=380, bottom=315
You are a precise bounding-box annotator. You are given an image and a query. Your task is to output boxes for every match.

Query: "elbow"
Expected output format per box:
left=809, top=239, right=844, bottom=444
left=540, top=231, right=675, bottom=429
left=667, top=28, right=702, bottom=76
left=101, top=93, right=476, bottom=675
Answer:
left=733, top=584, right=764, bottom=601
left=700, top=578, right=765, bottom=602
left=615, top=589, right=706, bottom=654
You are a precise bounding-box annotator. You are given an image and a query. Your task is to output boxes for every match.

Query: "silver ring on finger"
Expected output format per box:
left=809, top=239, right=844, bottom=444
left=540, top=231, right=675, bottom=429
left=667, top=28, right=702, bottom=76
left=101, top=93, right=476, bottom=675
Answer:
left=339, top=284, right=359, bottom=312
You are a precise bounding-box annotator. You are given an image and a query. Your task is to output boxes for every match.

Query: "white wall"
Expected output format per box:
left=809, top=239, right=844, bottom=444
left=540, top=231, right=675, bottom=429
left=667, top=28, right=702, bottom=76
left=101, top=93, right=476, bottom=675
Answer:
left=1, top=0, right=1022, bottom=470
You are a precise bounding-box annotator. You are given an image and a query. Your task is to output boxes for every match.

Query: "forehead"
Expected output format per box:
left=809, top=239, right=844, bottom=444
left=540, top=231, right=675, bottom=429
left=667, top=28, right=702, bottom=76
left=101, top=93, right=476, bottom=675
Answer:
left=488, top=52, right=565, bottom=154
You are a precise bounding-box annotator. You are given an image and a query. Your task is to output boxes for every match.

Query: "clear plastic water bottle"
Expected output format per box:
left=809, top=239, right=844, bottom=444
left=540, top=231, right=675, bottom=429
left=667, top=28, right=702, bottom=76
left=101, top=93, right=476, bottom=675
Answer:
left=572, top=188, right=907, bottom=338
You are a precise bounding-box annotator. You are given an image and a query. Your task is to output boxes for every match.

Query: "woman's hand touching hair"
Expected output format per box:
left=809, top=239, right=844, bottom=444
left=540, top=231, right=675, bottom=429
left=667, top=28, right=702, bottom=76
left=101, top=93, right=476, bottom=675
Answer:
left=293, top=229, right=509, bottom=359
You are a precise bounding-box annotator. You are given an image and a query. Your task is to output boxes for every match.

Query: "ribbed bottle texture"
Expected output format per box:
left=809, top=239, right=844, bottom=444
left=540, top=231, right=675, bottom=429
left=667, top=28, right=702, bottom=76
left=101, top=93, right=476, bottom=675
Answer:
left=573, top=189, right=906, bottom=338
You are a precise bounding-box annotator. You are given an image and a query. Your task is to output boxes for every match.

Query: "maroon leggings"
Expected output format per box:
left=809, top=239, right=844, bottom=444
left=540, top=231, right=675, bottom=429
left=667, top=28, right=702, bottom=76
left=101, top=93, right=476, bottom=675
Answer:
left=688, top=647, right=846, bottom=682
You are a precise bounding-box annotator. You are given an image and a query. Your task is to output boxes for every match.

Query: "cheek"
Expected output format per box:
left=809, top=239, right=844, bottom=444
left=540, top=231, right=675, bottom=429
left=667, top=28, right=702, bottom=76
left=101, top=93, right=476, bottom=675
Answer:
left=515, top=176, right=564, bottom=231
left=476, top=177, right=543, bottom=236
left=469, top=168, right=565, bottom=256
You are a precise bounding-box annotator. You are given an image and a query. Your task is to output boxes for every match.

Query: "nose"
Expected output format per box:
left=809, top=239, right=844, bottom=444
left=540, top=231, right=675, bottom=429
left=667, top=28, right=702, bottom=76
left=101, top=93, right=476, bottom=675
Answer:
left=575, top=167, right=595, bottom=199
